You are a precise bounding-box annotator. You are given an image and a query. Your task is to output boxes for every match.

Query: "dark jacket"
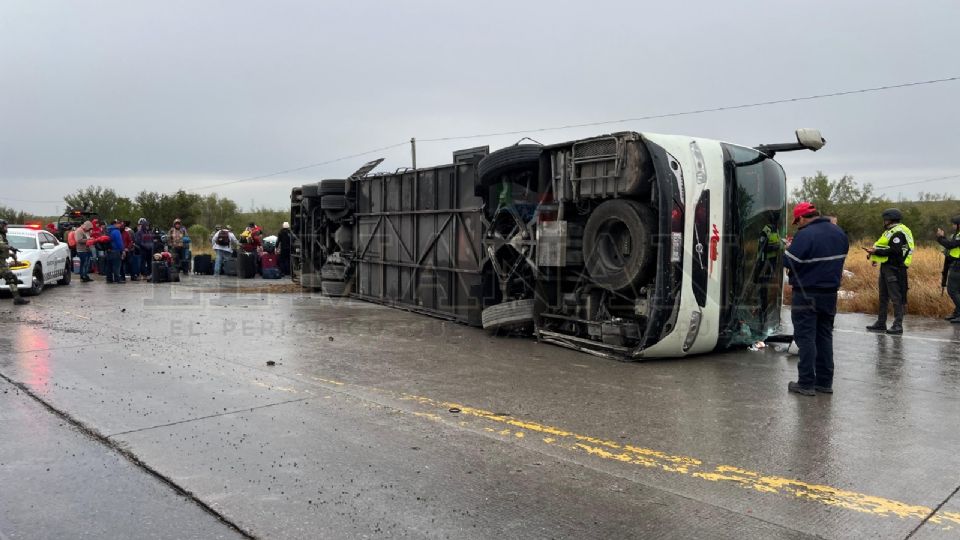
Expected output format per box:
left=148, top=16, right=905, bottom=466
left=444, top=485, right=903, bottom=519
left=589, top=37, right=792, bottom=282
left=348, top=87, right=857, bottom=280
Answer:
left=278, top=228, right=292, bottom=251
left=784, top=217, right=849, bottom=291
left=135, top=226, right=155, bottom=253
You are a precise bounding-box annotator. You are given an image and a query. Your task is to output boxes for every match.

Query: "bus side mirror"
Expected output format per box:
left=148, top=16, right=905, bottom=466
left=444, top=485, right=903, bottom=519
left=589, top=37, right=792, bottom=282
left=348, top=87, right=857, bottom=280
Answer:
left=795, top=129, right=825, bottom=151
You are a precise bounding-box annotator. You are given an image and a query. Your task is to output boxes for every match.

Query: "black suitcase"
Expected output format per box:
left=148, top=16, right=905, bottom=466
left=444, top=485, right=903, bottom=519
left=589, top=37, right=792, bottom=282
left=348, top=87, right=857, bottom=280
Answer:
left=151, top=261, right=169, bottom=283
left=223, top=256, right=238, bottom=276
left=238, top=251, right=256, bottom=279
left=193, top=254, right=213, bottom=275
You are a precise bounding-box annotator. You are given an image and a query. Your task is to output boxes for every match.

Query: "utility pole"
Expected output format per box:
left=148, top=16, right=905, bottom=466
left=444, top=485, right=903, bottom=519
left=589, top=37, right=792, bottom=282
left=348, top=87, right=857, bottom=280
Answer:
left=411, top=137, right=417, bottom=170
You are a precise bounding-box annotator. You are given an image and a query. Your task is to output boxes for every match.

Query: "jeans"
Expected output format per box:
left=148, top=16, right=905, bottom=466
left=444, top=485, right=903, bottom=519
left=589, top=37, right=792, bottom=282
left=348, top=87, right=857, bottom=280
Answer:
left=128, top=254, right=141, bottom=279
left=214, top=249, right=229, bottom=275
left=791, top=289, right=838, bottom=389
left=171, top=246, right=186, bottom=273
left=78, top=252, right=91, bottom=280
left=105, top=251, right=123, bottom=283
left=878, top=264, right=907, bottom=324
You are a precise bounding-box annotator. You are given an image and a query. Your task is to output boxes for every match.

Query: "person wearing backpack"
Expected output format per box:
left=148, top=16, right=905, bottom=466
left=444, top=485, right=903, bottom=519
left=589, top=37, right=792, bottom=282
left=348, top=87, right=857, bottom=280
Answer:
left=211, top=225, right=238, bottom=276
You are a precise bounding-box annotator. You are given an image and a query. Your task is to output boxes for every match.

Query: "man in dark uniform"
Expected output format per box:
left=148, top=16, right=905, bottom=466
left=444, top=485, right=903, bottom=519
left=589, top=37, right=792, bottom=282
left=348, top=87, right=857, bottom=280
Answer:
left=783, top=202, right=848, bottom=396
left=937, top=214, right=960, bottom=323
left=865, top=208, right=914, bottom=335
left=0, top=219, right=30, bottom=305
left=277, top=221, right=292, bottom=276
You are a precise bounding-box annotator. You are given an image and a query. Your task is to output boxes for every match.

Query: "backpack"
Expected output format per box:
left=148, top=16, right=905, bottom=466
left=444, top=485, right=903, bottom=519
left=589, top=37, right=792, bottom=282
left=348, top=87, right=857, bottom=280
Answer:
left=215, top=230, right=231, bottom=246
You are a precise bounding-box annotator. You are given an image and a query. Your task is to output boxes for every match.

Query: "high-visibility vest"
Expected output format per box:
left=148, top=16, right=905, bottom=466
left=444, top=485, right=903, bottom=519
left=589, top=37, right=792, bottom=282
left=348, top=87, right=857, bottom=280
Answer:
left=949, top=231, right=960, bottom=260
left=761, top=224, right=782, bottom=260
left=870, top=223, right=914, bottom=267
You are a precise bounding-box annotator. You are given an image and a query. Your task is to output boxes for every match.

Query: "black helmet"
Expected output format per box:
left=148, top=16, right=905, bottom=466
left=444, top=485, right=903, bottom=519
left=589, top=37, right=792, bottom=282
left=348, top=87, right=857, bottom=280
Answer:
left=881, top=208, right=902, bottom=221
left=952, top=215, right=960, bottom=225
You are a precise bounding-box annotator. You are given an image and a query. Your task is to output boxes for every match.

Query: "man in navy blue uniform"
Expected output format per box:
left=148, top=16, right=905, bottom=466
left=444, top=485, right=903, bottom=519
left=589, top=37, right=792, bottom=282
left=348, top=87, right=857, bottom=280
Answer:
left=783, top=202, right=849, bottom=396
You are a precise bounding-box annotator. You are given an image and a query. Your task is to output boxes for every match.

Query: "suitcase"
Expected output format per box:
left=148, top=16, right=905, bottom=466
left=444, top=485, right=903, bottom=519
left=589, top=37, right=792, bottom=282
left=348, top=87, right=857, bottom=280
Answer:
left=151, top=261, right=169, bottom=283
left=193, top=254, right=213, bottom=275
left=237, top=251, right=256, bottom=279
left=261, top=267, right=281, bottom=279
left=223, top=256, right=238, bottom=276
left=260, top=252, right=278, bottom=270
left=168, top=265, right=181, bottom=282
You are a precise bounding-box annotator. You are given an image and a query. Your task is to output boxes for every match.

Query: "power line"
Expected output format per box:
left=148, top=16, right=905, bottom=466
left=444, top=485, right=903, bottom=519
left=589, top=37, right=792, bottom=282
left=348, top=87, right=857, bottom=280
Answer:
left=185, top=75, right=960, bottom=192
left=187, top=141, right=409, bottom=193
left=419, top=76, right=960, bottom=142
left=874, top=173, right=960, bottom=191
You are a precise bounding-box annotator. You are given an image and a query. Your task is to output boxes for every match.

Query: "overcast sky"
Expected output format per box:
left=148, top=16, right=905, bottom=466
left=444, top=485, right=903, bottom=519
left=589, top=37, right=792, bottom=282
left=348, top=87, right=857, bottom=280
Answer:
left=2, top=0, right=958, bottom=216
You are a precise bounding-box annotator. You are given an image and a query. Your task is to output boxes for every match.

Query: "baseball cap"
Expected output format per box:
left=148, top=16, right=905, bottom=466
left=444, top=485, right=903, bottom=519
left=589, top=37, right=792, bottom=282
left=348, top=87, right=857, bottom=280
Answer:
left=792, top=202, right=817, bottom=224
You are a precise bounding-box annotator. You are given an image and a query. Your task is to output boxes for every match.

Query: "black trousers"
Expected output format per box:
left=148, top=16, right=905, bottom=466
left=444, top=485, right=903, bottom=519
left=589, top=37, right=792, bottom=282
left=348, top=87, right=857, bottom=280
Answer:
left=791, top=290, right=838, bottom=389
left=878, top=264, right=907, bottom=324
left=948, top=264, right=960, bottom=318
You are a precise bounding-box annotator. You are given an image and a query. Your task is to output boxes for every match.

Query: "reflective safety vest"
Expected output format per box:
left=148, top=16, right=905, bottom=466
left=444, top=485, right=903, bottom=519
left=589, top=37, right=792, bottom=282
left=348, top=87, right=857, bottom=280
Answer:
left=871, top=223, right=914, bottom=267
left=760, top=224, right=782, bottom=260
left=949, top=231, right=960, bottom=260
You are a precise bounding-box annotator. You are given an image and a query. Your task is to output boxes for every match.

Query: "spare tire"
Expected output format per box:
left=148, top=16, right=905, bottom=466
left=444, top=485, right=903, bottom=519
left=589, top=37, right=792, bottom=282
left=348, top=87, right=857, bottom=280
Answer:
left=321, top=264, right=347, bottom=281
left=320, top=195, right=348, bottom=210
left=321, top=280, right=348, bottom=297
left=477, top=145, right=542, bottom=187
left=582, top=199, right=656, bottom=292
left=481, top=299, right=535, bottom=334
left=319, top=179, right=346, bottom=195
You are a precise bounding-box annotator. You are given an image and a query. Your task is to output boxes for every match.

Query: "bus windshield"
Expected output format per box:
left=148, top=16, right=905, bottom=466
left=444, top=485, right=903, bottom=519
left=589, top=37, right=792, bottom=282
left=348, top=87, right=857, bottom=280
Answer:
left=719, top=144, right=787, bottom=348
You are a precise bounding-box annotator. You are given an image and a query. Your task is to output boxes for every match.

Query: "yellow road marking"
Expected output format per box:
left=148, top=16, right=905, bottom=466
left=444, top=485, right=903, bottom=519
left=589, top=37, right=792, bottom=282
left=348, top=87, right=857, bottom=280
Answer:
left=399, top=393, right=960, bottom=530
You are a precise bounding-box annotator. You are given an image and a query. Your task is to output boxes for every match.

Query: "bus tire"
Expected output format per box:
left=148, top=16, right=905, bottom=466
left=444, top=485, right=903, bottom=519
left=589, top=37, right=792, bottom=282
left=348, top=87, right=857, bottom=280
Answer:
left=319, top=179, right=347, bottom=195
left=320, top=195, right=348, bottom=211
left=477, top=145, right=542, bottom=187
left=583, top=199, right=656, bottom=292
left=481, top=299, right=535, bottom=334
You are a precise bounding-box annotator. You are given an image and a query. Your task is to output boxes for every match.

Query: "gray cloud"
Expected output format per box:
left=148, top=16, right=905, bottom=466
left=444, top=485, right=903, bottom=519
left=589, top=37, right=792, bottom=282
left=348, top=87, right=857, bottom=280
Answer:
left=2, top=0, right=958, bottom=215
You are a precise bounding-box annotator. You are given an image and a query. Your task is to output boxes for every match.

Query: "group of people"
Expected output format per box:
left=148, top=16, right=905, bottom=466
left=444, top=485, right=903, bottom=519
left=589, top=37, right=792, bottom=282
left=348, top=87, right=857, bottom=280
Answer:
left=208, top=221, right=293, bottom=277
left=65, top=218, right=191, bottom=284
left=783, top=204, right=960, bottom=396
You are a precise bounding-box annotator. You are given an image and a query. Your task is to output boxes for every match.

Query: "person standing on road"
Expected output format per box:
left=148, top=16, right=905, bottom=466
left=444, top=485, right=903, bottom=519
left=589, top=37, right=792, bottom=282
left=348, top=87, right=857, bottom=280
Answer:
left=277, top=221, right=292, bottom=276
left=74, top=221, right=93, bottom=282
left=135, top=219, right=154, bottom=278
left=865, top=208, right=914, bottom=335
left=106, top=219, right=125, bottom=284
left=167, top=218, right=187, bottom=273
left=0, top=219, right=30, bottom=305
left=783, top=202, right=848, bottom=396
left=937, top=215, right=960, bottom=323
left=211, top=225, right=238, bottom=276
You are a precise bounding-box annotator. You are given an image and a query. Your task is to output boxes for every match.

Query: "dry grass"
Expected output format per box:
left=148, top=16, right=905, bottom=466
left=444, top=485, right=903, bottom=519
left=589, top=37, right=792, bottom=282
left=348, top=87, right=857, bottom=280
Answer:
left=785, top=245, right=955, bottom=318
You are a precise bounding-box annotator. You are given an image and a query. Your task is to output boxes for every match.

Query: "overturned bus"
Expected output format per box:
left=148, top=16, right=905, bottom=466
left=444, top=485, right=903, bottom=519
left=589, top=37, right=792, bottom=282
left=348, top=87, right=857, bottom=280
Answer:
left=290, top=129, right=825, bottom=359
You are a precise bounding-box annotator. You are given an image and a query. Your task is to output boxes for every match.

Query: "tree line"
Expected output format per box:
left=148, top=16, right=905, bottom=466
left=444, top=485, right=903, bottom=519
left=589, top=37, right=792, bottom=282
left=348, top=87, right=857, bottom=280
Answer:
left=791, top=172, right=957, bottom=243
left=2, top=186, right=289, bottom=242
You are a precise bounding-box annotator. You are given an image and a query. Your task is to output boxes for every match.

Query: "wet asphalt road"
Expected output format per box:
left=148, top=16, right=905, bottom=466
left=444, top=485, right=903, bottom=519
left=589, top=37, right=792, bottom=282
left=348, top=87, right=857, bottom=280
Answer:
left=1, top=275, right=959, bottom=539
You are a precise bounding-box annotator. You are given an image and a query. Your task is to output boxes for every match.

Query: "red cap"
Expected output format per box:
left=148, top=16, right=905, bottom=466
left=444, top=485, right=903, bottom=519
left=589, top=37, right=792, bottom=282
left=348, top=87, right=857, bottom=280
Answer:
left=792, top=202, right=817, bottom=224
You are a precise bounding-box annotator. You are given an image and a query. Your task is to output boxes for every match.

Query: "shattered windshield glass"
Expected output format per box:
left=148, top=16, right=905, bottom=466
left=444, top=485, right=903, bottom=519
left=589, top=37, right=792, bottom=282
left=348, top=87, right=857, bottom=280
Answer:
left=719, top=144, right=787, bottom=347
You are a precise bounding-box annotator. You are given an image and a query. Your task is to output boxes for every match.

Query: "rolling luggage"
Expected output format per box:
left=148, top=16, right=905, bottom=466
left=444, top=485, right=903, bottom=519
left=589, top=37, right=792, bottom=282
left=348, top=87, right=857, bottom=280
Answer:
left=260, top=252, right=278, bottom=270
left=262, top=267, right=281, bottom=279
left=193, top=254, right=213, bottom=275
left=151, top=261, right=169, bottom=283
left=237, top=251, right=256, bottom=279
left=223, top=256, right=238, bottom=276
